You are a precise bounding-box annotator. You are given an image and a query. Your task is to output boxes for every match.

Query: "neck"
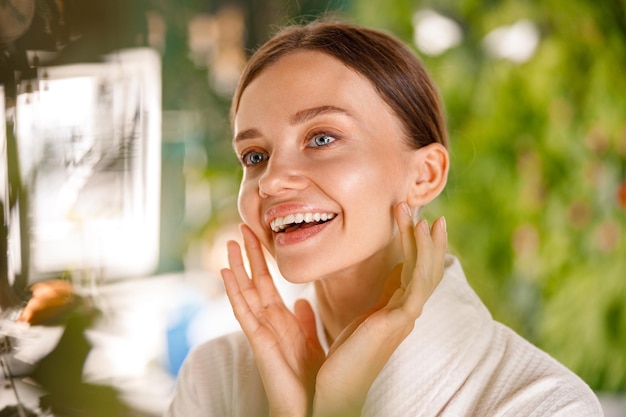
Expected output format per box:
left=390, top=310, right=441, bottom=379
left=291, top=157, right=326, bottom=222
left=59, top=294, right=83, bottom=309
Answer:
left=314, top=236, right=403, bottom=345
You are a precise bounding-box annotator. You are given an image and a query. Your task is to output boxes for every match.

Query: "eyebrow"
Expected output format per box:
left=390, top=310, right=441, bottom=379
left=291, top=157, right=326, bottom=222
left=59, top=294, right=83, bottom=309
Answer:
left=233, top=105, right=351, bottom=143
left=289, top=105, right=351, bottom=125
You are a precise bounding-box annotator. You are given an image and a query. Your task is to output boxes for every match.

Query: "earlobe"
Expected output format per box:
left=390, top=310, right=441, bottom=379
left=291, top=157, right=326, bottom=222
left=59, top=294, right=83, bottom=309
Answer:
left=406, top=143, right=449, bottom=208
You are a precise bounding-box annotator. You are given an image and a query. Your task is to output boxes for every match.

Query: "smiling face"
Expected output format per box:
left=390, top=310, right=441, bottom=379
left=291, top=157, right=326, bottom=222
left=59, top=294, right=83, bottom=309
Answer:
left=233, top=50, right=418, bottom=283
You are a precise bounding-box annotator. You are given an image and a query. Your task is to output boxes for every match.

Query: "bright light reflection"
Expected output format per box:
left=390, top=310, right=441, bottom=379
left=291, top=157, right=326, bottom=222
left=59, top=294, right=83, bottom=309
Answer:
left=483, top=19, right=540, bottom=63
left=412, top=9, right=463, bottom=56
left=14, top=49, right=161, bottom=282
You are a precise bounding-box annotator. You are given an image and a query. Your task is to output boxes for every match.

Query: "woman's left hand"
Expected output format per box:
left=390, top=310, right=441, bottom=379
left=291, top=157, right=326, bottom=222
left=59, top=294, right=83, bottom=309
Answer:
left=312, top=203, right=448, bottom=417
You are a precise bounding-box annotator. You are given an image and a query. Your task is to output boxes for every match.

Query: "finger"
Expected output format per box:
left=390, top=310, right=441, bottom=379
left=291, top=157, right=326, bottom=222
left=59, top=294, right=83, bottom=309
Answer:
left=222, top=261, right=281, bottom=341
left=394, top=202, right=416, bottom=289
left=226, top=239, right=253, bottom=290
left=430, top=216, right=448, bottom=289
left=373, top=263, right=403, bottom=311
left=401, top=217, right=449, bottom=318
left=415, top=219, right=434, bottom=285
left=294, top=299, right=323, bottom=351
left=240, top=224, right=272, bottom=278
left=226, top=239, right=263, bottom=313
left=221, top=267, right=263, bottom=337
left=402, top=219, right=436, bottom=317
left=240, top=224, right=284, bottom=306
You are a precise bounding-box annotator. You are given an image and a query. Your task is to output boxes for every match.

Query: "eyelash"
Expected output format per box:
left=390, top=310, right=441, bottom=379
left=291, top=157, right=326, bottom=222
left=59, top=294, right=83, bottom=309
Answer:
left=306, top=131, right=338, bottom=148
left=239, top=131, right=340, bottom=168
left=240, top=149, right=268, bottom=167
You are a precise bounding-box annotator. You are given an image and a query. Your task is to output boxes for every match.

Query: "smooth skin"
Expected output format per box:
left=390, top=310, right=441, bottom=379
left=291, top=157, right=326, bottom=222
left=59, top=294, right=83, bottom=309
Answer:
left=222, top=210, right=447, bottom=417
left=222, top=50, right=449, bottom=417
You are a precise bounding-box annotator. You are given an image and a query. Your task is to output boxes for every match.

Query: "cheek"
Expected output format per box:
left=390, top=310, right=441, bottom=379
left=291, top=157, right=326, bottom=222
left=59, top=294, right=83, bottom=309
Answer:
left=328, top=157, right=406, bottom=206
left=237, top=181, right=259, bottom=226
left=237, top=180, right=275, bottom=252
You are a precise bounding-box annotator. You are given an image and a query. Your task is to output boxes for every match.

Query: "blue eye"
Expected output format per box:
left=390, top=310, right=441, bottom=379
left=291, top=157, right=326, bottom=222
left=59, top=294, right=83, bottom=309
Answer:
left=242, top=151, right=268, bottom=166
left=309, top=133, right=336, bottom=147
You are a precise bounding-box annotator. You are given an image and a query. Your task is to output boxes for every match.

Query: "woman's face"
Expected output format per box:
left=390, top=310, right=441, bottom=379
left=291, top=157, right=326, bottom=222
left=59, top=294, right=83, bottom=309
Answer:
left=233, top=50, right=417, bottom=283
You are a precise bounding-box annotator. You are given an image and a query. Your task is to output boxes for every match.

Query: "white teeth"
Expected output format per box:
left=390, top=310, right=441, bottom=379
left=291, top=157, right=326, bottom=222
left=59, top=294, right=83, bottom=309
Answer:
left=275, top=217, right=284, bottom=228
left=270, top=212, right=336, bottom=232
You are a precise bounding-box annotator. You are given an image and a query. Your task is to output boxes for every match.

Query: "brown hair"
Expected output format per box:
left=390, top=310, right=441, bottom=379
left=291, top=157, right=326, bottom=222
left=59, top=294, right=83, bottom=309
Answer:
left=230, top=20, right=448, bottom=149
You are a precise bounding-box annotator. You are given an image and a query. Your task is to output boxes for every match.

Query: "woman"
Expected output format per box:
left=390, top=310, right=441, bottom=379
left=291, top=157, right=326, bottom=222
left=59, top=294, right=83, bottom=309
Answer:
left=166, top=20, right=603, bottom=417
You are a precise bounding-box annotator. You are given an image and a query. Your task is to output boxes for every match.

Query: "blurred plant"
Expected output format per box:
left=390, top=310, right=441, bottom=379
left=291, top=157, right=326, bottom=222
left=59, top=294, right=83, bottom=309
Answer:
left=143, top=0, right=626, bottom=393
left=352, top=0, right=626, bottom=392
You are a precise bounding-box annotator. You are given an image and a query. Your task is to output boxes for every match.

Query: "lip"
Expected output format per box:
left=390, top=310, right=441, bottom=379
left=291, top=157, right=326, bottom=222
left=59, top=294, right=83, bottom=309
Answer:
left=264, top=203, right=339, bottom=246
left=273, top=215, right=337, bottom=246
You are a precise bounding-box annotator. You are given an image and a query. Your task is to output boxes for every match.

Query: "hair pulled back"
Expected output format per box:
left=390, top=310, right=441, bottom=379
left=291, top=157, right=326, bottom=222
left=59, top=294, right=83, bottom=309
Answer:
left=231, top=20, right=448, bottom=149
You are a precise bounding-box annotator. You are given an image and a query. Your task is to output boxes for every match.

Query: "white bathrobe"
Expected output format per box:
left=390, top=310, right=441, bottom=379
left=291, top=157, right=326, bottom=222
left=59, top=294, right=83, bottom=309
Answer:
left=165, top=256, right=603, bottom=417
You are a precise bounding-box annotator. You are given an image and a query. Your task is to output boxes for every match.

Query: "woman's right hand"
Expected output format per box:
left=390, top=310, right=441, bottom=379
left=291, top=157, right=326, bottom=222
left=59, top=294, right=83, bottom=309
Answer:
left=221, top=224, right=326, bottom=417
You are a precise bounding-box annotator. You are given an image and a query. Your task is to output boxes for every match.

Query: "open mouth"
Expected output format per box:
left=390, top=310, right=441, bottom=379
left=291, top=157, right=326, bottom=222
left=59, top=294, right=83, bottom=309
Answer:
left=270, top=212, right=336, bottom=233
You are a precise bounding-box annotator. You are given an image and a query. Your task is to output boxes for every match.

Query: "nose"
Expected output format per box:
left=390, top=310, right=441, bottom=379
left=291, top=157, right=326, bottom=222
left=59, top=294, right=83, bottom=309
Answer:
left=258, top=155, right=309, bottom=198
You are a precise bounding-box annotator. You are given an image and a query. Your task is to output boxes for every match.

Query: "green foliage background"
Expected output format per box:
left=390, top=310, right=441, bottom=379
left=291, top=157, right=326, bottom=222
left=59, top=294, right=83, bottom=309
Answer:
left=158, top=0, right=626, bottom=393
left=352, top=0, right=626, bottom=392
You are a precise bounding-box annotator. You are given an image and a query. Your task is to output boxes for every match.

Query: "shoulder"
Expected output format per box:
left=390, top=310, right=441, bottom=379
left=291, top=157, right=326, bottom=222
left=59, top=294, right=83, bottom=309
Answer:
left=438, top=257, right=603, bottom=415
left=420, top=256, right=603, bottom=416
left=187, top=330, right=255, bottom=366
left=181, top=330, right=260, bottom=391
left=165, top=331, right=267, bottom=417
left=479, top=323, right=604, bottom=416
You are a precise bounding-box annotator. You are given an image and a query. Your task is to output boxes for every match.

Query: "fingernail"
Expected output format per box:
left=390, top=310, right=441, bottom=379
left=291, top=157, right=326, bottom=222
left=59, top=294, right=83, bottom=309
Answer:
left=439, top=216, right=447, bottom=233
left=401, top=201, right=411, bottom=217
left=420, top=220, right=430, bottom=235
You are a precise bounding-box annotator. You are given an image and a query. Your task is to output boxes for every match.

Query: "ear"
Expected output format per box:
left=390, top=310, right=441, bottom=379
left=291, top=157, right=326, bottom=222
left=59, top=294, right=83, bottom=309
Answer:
left=405, top=143, right=449, bottom=208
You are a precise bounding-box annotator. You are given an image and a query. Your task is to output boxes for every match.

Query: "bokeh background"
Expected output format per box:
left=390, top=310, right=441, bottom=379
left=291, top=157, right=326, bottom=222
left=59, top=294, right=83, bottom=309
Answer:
left=161, top=0, right=626, bottom=393
left=1, top=0, right=625, bottom=415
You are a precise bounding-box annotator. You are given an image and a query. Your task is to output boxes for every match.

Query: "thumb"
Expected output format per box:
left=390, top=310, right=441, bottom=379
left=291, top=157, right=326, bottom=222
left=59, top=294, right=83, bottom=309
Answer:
left=373, top=263, right=403, bottom=310
left=294, top=299, right=322, bottom=348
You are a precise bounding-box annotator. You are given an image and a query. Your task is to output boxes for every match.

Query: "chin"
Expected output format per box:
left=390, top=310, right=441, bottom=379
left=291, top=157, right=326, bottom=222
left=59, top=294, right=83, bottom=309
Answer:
left=275, top=260, right=328, bottom=284
left=278, top=269, right=317, bottom=284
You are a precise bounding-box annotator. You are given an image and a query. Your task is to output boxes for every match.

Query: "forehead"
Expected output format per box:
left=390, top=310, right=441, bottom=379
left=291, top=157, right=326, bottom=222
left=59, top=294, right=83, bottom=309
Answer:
left=234, top=50, right=392, bottom=132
